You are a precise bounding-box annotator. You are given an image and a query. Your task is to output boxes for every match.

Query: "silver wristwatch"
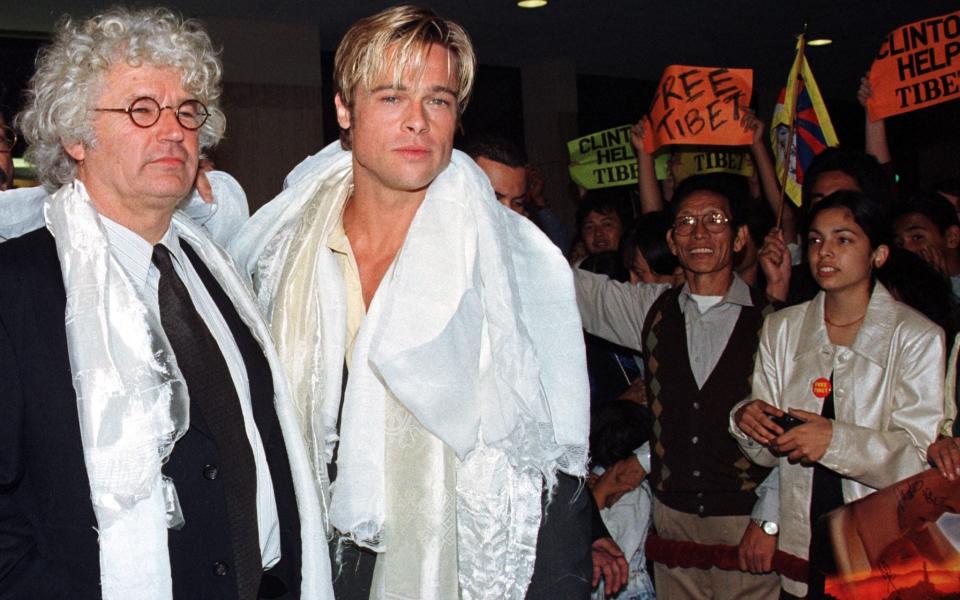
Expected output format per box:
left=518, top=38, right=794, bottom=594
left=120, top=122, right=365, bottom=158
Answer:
left=752, top=518, right=779, bottom=536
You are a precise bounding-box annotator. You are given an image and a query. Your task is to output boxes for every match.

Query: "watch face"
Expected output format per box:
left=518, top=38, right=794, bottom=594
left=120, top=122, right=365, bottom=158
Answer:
left=762, top=521, right=779, bottom=536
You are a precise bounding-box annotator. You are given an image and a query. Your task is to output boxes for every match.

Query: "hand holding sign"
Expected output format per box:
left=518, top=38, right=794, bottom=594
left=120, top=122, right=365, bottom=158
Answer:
left=740, top=109, right=765, bottom=147
left=642, top=65, right=754, bottom=153
left=630, top=120, right=648, bottom=156
left=856, top=76, right=874, bottom=108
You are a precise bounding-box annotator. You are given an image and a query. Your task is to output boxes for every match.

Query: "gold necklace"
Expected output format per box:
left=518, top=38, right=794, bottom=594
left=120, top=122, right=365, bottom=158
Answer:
left=824, top=313, right=866, bottom=327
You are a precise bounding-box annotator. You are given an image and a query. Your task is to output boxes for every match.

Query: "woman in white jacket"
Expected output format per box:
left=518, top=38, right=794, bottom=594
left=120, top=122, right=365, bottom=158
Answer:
left=731, top=190, right=945, bottom=598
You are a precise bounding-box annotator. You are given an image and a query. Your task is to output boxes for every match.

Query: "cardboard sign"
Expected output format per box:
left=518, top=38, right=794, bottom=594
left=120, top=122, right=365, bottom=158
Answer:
left=567, top=127, right=754, bottom=190
left=867, top=10, right=960, bottom=121
left=642, top=65, right=753, bottom=153
left=672, top=150, right=754, bottom=182
left=822, top=469, right=960, bottom=599
left=654, top=153, right=672, bottom=181
left=567, top=124, right=639, bottom=189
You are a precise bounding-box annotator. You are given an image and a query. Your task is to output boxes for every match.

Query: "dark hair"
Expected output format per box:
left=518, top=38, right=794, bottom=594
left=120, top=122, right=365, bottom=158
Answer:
left=739, top=196, right=775, bottom=249
left=629, top=211, right=678, bottom=276
left=893, top=191, right=960, bottom=234
left=589, top=400, right=650, bottom=469
left=931, top=177, right=960, bottom=198
left=801, top=147, right=891, bottom=210
left=579, top=250, right=630, bottom=283
left=805, top=190, right=891, bottom=250
left=461, top=133, right=527, bottom=168
left=877, top=246, right=958, bottom=347
left=669, top=173, right=748, bottom=230
left=576, top=187, right=632, bottom=233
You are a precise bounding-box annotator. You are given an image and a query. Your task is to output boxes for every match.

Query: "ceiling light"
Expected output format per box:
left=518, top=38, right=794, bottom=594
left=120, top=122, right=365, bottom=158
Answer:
left=517, top=0, right=548, bottom=7
left=807, top=38, right=832, bottom=46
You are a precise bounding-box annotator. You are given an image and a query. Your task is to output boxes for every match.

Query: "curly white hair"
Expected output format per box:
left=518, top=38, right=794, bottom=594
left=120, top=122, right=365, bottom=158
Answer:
left=17, top=7, right=225, bottom=190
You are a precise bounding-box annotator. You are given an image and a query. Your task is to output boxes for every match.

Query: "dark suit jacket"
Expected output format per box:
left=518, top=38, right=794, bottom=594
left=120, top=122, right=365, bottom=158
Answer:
left=0, top=228, right=301, bottom=600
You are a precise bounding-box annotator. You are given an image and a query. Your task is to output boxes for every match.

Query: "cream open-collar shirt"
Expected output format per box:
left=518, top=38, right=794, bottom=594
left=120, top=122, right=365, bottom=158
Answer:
left=325, top=204, right=365, bottom=365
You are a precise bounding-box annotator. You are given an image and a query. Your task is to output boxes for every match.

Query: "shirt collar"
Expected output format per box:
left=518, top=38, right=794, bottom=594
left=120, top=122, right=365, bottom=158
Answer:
left=326, top=185, right=354, bottom=256
left=795, top=282, right=898, bottom=368
left=100, top=216, right=178, bottom=292
left=327, top=213, right=350, bottom=255
left=677, top=273, right=754, bottom=314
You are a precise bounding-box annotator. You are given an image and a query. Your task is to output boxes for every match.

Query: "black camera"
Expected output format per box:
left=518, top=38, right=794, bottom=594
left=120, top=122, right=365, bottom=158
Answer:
left=771, top=412, right=804, bottom=432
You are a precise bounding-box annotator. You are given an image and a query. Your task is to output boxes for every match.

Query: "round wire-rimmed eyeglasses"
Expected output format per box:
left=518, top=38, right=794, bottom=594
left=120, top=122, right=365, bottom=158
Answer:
left=94, top=96, right=209, bottom=130
left=672, top=212, right=731, bottom=236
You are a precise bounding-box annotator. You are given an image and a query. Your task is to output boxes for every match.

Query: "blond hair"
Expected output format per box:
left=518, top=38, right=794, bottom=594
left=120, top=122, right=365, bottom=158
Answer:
left=333, top=5, right=476, bottom=149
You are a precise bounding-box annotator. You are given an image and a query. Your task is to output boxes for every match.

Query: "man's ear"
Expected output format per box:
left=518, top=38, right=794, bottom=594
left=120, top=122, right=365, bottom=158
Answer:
left=666, top=228, right=678, bottom=257
left=733, top=224, right=749, bottom=253
left=63, top=139, right=85, bottom=162
left=945, top=225, right=960, bottom=250
left=334, top=93, right=351, bottom=131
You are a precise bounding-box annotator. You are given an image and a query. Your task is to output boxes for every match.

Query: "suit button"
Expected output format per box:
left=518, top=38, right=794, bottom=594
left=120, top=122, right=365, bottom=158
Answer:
left=203, top=464, right=219, bottom=480
left=213, top=561, right=229, bottom=577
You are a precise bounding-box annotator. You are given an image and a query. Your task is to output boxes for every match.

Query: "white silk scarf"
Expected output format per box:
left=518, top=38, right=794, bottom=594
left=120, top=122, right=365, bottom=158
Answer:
left=46, top=180, right=332, bottom=600
left=230, top=142, right=589, bottom=599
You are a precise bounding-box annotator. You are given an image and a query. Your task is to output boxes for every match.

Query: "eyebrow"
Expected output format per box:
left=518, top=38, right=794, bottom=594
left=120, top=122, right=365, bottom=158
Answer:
left=119, top=93, right=197, bottom=105
left=809, top=227, right=858, bottom=235
left=430, top=85, right=458, bottom=96
left=116, top=93, right=154, bottom=105
left=677, top=210, right=727, bottom=217
left=370, top=84, right=457, bottom=96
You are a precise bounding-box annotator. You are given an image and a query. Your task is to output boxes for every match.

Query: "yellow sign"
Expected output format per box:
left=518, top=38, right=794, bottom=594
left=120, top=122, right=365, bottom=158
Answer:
left=672, top=150, right=754, bottom=181
left=567, top=125, right=638, bottom=189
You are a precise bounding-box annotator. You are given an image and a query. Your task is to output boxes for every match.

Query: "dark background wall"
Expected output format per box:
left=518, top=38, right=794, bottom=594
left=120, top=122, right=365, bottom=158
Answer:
left=2, top=3, right=958, bottom=217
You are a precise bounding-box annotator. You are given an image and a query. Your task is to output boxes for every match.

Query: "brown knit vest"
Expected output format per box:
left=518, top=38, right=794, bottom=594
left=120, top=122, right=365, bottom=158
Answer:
left=641, top=286, right=774, bottom=516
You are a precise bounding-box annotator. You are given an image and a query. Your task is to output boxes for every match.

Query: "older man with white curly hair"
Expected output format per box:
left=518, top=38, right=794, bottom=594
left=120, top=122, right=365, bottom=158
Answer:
left=0, top=8, right=331, bottom=600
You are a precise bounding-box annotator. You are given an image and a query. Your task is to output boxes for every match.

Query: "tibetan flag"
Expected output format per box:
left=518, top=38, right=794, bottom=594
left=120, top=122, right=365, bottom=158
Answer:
left=770, top=35, right=839, bottom=206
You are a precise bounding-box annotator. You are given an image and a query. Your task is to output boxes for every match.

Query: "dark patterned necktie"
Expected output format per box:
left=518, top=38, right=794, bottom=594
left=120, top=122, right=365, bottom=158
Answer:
left=152, top=243, right=261, bottom=600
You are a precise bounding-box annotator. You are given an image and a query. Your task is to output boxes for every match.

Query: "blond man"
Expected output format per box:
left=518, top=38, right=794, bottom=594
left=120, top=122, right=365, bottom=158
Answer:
left=231, top=5, right=593, bottom=599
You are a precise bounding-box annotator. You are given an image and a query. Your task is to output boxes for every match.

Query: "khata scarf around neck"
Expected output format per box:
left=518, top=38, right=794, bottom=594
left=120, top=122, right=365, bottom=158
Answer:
left=230, top=142, right=589, bottom=599
left=45, top=180, right=332, bottom=600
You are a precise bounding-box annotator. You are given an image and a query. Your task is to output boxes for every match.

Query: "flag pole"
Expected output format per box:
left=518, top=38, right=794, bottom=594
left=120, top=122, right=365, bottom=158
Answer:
left=776, top=28, right=807, bottom=229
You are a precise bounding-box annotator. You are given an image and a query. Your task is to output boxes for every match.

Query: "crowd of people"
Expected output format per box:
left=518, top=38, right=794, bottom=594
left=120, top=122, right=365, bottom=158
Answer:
left=0, top=4, right=957, bottom=600
left=561, top=70, right=960, bottom=600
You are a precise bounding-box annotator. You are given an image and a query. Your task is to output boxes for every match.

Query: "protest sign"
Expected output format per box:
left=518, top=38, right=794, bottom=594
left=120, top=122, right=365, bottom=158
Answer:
left=822, top=469, right=960, bottom=599
left=567, top=126, right=755, bottom=190
left=568, top=124, right=639, bottom=189
left=654, top=153, right=672, bottom=181
left=642, top=65, right=753, bottom=153
left=672, top=150, right=753, bottom=182
left=867, top=10, right=960, bottom=121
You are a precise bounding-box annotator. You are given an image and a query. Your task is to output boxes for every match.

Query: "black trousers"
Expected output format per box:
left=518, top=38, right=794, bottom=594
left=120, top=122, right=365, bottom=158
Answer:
left=329, top=473, right=592, bottom=599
